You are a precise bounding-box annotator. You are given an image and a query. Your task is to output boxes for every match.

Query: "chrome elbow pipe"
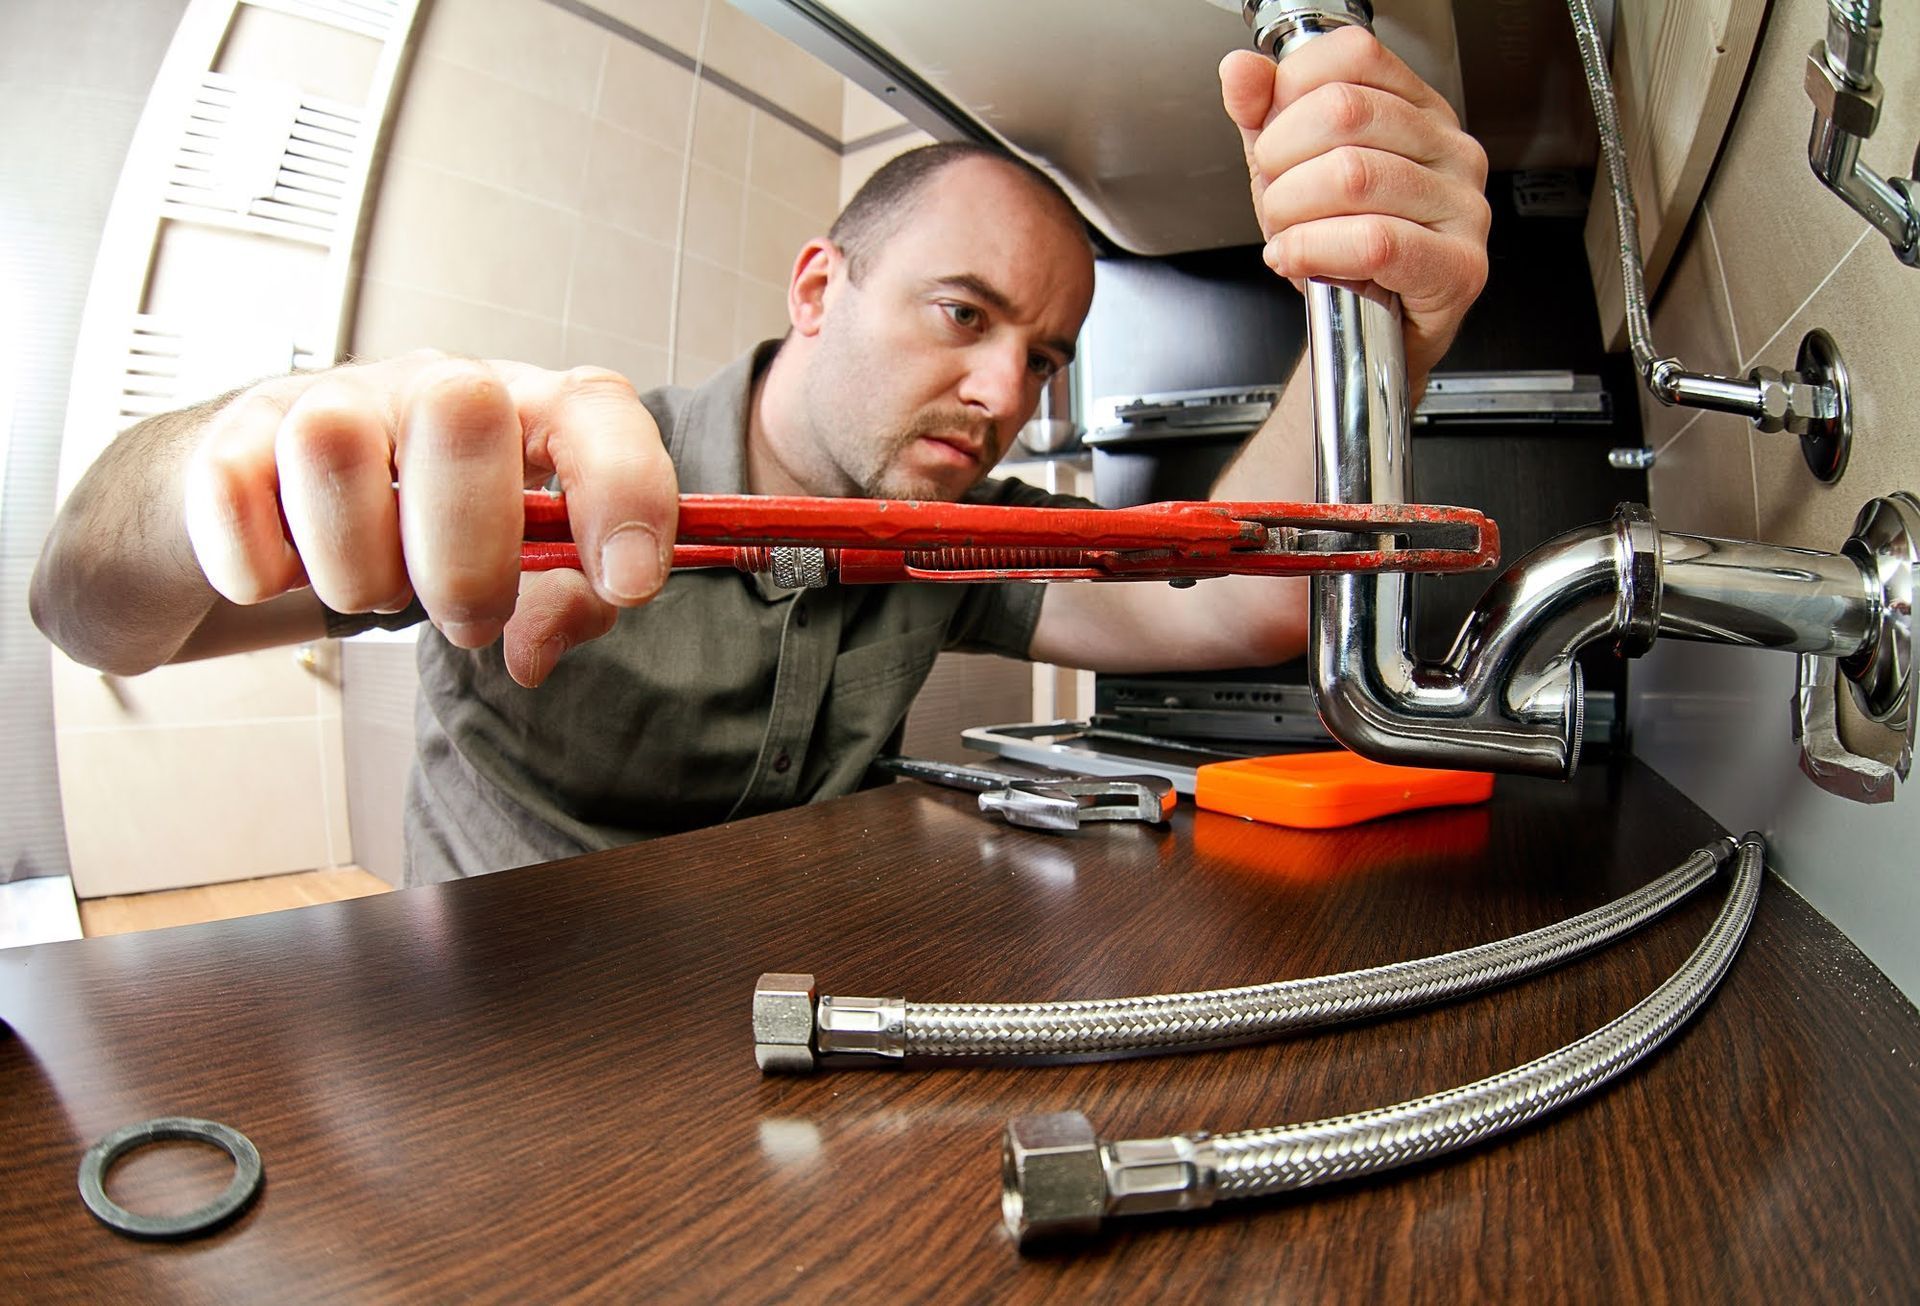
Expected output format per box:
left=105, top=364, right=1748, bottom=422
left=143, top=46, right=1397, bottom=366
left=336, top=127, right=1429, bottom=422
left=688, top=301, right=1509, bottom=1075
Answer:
left=1250, top=2, right=1913, bottom=783
left=1806, top=0, right=1919, bottom=268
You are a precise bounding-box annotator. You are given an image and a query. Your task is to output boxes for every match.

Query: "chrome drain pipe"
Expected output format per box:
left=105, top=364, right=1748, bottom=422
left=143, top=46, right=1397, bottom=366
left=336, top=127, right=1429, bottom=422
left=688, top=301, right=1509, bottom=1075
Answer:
left=753, top=838, right=1733, bottom=1072
left=1246, top=2, right=1912, bottom=784
left=1001, top=835, right=1763, bottom=1247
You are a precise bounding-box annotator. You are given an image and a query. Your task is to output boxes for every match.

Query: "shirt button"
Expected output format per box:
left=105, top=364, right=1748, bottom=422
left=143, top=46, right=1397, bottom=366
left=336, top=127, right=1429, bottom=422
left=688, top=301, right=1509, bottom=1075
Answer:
left=773, top=752, right=792, bottom=774
left=795, top=605, right=809, bottom=628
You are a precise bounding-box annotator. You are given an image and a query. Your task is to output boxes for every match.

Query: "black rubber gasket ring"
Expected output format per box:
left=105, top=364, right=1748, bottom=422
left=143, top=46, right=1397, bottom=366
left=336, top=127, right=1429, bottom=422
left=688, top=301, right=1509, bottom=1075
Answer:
left=77, top=1117, right=263, bottom=1240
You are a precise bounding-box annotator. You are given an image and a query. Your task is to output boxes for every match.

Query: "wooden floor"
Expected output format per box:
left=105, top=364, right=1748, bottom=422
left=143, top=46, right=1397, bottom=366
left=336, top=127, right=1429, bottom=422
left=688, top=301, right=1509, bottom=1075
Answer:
left=78, top=868, right=393, bottom=938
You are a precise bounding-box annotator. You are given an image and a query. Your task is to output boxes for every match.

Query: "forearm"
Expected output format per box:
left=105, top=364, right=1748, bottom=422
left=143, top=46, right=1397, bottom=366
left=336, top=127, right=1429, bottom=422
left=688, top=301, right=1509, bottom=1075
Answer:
left=1026, top=359, right=1317, bottom=673
left=31, top=392, right=249, bottom=674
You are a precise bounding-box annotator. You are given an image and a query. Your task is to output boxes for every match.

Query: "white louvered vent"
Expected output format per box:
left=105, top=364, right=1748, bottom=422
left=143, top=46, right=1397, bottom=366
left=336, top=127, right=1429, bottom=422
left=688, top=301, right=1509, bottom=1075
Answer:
left=163, top=72, right=361, bottom=245
left=245, top=0, right=402, bottom=42
left=117, top=315, right=323, bottom=421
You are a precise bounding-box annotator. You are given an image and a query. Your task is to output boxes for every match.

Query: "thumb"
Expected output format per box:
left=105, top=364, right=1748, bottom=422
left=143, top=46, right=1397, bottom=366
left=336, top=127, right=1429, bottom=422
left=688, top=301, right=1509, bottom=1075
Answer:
left=501, top=569, right=619, bottom=689
left=1219, top=49, right=1277, bottom=173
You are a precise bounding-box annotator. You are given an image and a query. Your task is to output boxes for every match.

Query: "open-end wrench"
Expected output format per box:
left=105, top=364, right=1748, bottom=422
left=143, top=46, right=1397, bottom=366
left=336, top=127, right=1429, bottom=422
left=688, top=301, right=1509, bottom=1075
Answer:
left=873, top=757, right=1176, bottom=832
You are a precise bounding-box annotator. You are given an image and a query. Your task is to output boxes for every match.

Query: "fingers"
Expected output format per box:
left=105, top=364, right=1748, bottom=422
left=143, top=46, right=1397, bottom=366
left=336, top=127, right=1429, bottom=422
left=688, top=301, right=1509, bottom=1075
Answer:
left=184, top=387, right=305, bottom=605
left=276, top=375, right=409, bottom=615
left=1269, top=26, right=1457, bottom=127
left=1255, top=83, right=1482, bottom=192
left=392, top=360, right=528, bottom=648
left=505, top=364, right=678, bottom=609
left=500, top=570, right=619, bottom=689
left=1259, top=146, right=1482, bottom=240
left=1264, top=216, right=1486, bottom=305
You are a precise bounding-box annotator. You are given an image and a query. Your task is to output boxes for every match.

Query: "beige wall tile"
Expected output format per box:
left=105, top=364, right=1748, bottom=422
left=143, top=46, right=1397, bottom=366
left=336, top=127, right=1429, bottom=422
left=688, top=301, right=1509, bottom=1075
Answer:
left=748, top=110, right=840, bottom=216
left=1647, top=408, right=1758, bottom=539
left=691, top=78, right=752, bottom=177
left=388, top=55, right=594, bottom=211
left=51, top=648, right=324, bottom=731
left=1749, top=232, right=1920, bottom=552
left=580, top=118, right=685, bottom=244
left=351, top=274, right=568, bottom=368
left=59, top=720, right=343, bottom=896
left=214, top=2, right=378, bottom=106
left=362, top=159, right=576, bottom=320
left=563, top=325, right=671, bottom=391
left=672, top=350, right=725, bottom=387
left=700, top=1, right=843, bottom=137
left=567, top=218, right=675, bottom=344
left=422, top=0, right=608, bottom=114
left=733, top=276, right=790, bottom=356
left=597, top=35, right=697, bottom=151
left=1639, top=217, right=1741, bottom=453
left=1699, top=0, right=1919, bottom=363
left=675, top=255, right=739, bottom=363
left=842, top=82, right=906, bottom=143
left=588, top=0, right=706, bottom=57
left=682, top=160, right=746, bottom=266
left=740, top=186, right=822, bottom=285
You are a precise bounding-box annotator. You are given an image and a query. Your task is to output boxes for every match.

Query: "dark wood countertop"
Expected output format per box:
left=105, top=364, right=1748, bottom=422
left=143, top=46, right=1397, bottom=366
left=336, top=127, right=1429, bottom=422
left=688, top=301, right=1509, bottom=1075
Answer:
left=4, top=760, right=1917, bottom=1300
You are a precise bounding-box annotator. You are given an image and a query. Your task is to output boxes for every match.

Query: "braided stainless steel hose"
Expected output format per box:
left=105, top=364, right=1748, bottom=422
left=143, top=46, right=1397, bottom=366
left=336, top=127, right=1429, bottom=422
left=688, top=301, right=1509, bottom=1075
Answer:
left=753, top=838, right=1735, bottom=1071
left=1569, top=0, right=1850, bottom=450
left=1001, top=834, right=1764, bottom=1246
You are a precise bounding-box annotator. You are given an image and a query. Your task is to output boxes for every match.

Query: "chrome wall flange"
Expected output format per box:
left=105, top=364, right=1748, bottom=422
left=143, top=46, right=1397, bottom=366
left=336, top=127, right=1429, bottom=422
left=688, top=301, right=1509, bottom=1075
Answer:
left=1840, top=492, right=1918, bottom=750
left=1794, top=328, right=1853, bottom=483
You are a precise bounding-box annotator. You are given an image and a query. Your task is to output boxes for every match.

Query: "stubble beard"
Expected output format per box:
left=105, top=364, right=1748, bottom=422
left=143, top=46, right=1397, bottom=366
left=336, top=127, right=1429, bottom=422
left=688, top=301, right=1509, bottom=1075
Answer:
left=855, top=406, right=998, bottom=500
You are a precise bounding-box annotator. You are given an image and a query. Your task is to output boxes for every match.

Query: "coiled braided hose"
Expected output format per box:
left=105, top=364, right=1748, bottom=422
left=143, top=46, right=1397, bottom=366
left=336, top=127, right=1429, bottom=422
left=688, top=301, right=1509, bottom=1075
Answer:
left=757, top=838, right=1737, bottom=1069
left=1002, top=835, right=1764, bottom=1244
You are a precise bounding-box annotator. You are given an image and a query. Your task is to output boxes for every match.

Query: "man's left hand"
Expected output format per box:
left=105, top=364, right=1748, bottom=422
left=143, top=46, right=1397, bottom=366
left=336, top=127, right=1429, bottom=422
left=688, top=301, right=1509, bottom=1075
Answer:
left=1220, top=27, right=1490, bottom=384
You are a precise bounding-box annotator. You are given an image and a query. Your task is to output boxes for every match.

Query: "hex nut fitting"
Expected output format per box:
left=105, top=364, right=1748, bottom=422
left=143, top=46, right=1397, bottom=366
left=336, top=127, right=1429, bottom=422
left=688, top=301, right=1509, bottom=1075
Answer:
left=1747, top=367, right=1794, bottom=434
left=1001, top=1112, right=1108, bottom=1247
left=1806, top=44, right=1882, bottom=137
left=753, top=972, right=818, bottom=1073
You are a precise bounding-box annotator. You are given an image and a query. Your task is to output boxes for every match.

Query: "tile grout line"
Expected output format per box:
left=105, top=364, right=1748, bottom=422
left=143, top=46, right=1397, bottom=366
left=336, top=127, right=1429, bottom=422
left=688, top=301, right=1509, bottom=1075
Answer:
left=1701, top=206, right=1742, bottom=366
left=1654, top=406, right=1706, bottom=457
left=538, top=0, right=845, bottom=154
left=559, top=38, right=614, bottom=349
left=667, top=1, right=713, bottom=381
left=1741, top=228, right=1873, bottom=371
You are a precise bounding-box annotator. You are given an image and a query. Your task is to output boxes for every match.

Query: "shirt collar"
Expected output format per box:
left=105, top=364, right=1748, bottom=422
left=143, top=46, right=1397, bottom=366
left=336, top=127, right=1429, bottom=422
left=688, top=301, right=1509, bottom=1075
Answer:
left=672, top=339, right=783, bottom=495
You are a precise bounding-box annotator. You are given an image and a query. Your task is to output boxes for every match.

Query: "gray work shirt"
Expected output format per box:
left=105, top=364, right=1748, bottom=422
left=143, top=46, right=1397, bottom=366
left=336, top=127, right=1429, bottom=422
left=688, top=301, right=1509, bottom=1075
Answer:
left=401, top=342, right=1073, bottom=886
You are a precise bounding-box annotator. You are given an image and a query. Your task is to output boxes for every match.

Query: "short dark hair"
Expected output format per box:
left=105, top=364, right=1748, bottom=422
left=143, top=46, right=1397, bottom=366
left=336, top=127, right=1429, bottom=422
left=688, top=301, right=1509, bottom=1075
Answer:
left=828, top=142, right=1086, bottom=282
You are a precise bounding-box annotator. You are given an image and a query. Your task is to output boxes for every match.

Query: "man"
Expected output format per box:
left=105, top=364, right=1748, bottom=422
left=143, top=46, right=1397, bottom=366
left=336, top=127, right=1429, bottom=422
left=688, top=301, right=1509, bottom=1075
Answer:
left=31, top=31, right=1490, bottom=884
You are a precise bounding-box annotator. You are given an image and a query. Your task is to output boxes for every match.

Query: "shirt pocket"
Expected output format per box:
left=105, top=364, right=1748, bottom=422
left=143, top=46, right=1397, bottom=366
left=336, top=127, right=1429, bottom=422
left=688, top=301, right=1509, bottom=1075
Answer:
left=828, top=622, right=946, bottom=699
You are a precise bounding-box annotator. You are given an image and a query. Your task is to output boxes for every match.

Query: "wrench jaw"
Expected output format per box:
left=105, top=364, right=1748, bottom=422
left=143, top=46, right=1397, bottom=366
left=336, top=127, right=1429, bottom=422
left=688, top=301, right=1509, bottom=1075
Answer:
left=977, top=778, right=1176, bottom=831
left=978, top=788, right=1083, bottom=831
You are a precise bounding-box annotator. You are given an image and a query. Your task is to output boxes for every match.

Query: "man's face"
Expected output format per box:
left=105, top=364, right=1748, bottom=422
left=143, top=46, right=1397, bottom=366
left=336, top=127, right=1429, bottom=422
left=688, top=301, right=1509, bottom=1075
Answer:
left=799, top=159, right=1096, bottom=501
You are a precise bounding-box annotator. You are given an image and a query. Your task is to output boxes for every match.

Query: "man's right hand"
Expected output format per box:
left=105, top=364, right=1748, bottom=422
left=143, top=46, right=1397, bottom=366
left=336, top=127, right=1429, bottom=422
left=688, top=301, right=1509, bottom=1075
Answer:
left=46, top=352, right=680, bottom=688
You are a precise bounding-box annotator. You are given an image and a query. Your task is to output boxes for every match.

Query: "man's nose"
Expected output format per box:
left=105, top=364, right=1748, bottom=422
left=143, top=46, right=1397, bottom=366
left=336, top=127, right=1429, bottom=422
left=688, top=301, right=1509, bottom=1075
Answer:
left=958, top=342, right=1030, bottom=425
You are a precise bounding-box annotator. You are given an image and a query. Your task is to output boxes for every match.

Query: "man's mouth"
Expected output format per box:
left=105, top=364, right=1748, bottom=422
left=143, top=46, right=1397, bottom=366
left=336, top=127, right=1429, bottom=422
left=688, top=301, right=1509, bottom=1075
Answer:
left=917, top=432, right=985, bottom=466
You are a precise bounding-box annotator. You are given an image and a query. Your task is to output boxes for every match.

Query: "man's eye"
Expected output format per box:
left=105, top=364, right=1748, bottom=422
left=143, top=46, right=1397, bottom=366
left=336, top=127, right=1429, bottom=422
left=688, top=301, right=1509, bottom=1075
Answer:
left=1027, top=354, right=1057, bottom=379
left=941, top=302, right=982, bottom=329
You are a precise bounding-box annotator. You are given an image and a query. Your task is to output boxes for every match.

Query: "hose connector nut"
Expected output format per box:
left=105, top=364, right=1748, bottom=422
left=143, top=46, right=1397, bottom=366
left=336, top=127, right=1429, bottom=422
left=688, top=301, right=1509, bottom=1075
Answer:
left=816, top=994, right=908, bottom=1058
left=1806, top=43, right=1882, bottom=137
left=753, top=972, right=818, bottom=1073
left=1001, top=1112, right=1108, bottom=1247
left=1102, top=1133, right=1220, bottom=1219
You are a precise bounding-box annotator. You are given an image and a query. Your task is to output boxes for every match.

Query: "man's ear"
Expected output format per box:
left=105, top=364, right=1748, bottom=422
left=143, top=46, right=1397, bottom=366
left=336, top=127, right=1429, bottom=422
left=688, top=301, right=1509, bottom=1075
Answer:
left=787, top=238, right=841, bottom=339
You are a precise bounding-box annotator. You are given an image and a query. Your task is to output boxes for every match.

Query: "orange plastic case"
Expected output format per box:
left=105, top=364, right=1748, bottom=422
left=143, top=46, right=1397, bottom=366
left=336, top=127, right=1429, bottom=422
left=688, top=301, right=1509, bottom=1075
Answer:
left=1194, top=750, right=1495, bottom=829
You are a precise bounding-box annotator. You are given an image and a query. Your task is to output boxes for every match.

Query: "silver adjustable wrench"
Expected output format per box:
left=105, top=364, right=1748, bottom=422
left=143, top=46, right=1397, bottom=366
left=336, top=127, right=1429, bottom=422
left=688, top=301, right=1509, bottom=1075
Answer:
left=873, top=756, right=1176, bottom=832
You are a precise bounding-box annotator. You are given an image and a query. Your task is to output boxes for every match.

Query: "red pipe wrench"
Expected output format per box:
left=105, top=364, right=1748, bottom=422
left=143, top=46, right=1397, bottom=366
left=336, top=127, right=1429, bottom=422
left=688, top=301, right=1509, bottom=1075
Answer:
left=517, top=491, right=1500, bottom=584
